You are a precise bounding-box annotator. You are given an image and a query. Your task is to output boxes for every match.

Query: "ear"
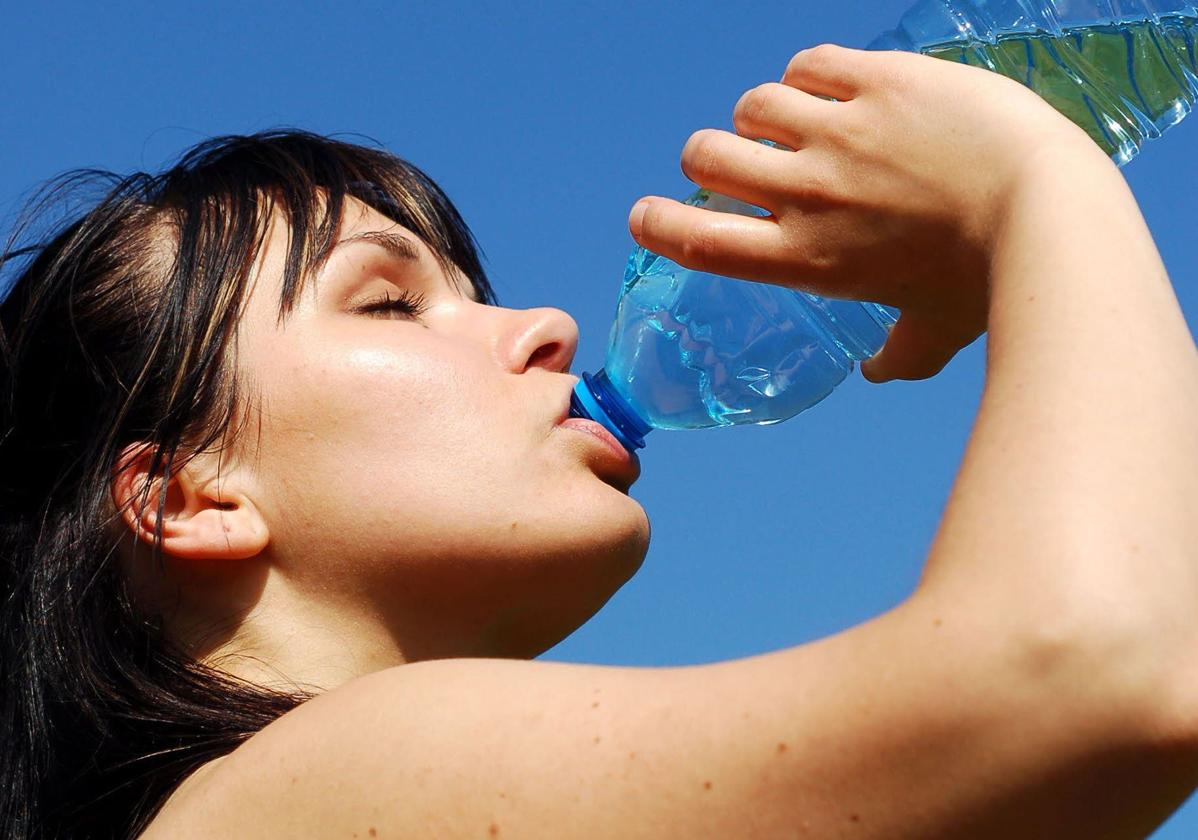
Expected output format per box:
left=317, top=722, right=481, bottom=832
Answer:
left=111, top=442, right=269, bottom=561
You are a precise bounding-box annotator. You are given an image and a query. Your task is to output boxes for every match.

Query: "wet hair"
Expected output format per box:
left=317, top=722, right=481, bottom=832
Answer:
left=0, top=129, right=495, bottom=839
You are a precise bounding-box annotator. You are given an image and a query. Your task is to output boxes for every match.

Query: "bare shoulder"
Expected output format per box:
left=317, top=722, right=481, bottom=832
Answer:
left=139, top=654, right=769, bottom=839
left=136, top=599, right=1112, bottom=839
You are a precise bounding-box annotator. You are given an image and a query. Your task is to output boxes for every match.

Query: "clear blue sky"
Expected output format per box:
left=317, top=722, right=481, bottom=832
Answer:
left=3, top=1, right=1196, bottom=834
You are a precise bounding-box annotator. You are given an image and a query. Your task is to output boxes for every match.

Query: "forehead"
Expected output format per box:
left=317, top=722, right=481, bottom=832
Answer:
left=251, top=195, right=478, bottom=312
left=337, top=196, right=410, bottom=241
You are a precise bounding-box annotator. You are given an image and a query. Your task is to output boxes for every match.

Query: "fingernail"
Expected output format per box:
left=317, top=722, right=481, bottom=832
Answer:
left=629, top=199, right=650, bottom=238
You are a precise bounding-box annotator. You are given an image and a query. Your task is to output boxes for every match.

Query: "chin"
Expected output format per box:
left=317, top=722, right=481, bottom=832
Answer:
left=563, top=487, right=651, bottom=585
left=488, top=496, right=650, bottom=659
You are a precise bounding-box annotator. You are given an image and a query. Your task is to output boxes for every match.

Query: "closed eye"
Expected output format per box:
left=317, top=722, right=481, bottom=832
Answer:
left=354, top=289, right=429, bottom=319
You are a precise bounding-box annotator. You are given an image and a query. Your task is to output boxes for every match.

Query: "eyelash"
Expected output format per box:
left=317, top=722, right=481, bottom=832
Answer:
left=355, top=289, right=429, bottom=319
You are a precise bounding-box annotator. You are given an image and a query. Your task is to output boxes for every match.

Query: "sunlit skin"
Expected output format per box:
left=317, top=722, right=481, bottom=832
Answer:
left=112, top=198, right=649, bottom=692
left=120, top=46, right=1198, bottom=840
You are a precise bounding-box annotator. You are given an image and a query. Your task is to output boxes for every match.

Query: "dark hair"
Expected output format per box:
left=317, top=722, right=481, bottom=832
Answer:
left=0, top=129, right=495, bottom=839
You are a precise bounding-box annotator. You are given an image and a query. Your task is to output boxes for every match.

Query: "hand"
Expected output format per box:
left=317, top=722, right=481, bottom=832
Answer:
left=628, top=43, right=1104, bottom=382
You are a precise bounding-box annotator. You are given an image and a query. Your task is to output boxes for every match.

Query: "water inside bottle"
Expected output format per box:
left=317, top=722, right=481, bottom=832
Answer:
left=607, top=246, right=895, bottom=431
left=920, top=13, right=1198, bottom=164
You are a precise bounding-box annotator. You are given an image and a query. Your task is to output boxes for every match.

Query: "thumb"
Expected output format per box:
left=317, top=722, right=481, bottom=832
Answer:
left=860, top=311, right=960, bottom=384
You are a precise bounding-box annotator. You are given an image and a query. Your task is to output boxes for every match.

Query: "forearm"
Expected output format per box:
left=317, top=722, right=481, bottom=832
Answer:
left=914, top=139, right=1198, bottom=709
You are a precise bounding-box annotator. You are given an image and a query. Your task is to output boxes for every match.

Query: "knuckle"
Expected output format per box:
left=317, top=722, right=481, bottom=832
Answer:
left=679, top=224, right=718, bottom=269
left=785, top=43, right=840, bottom=81
left=787, top=159, right=838, bottom=203
left=808, top=168, right=839, bottom=200
left=808, top=42, right=842, bottom=63
left=823, top=113, right=858, bottom=150
left=868, top=56, right=914, bottom=96
left=802, top=241, right=838, bottom=273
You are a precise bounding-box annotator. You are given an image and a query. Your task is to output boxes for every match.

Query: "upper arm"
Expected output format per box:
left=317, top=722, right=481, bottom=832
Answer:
left=147, top=596, right=1191, bottom=840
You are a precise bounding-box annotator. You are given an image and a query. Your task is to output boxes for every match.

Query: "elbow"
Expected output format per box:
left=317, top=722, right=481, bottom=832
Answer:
left=1012, top=597, right=1198, bottom=755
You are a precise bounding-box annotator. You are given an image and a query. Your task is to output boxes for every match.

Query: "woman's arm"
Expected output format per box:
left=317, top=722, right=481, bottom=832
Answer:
left=147, top=596, right=1196, bottom=839
left=919, top=136, right=1198, bottom=703
left=626, top=43, right=1198, bottom=834
left=899, top=138, right=1198, bottom=837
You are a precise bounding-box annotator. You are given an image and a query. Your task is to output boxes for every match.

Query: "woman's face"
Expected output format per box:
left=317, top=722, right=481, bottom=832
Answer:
left=229, top=198, right=649, bottom=657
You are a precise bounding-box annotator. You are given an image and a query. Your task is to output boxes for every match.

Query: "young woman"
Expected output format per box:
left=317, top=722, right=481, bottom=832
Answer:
left=2, top=44, right=1196, bottom=839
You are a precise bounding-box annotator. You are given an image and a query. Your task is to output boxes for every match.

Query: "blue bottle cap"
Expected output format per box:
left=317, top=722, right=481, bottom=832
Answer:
left=569, top=371, right=648, bottom=452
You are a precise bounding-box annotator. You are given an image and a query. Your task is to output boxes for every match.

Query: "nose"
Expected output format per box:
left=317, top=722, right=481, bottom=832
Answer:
left=498, top=307, right=579, bottom=374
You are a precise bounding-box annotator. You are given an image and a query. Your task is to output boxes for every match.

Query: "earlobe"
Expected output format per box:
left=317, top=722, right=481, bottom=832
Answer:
left=111, top=443, right=270, bottom=561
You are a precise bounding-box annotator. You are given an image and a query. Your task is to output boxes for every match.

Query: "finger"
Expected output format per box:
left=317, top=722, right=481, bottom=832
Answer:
left=680, top=129, right=810, bottom=211
left=782, top=43, right=868, bottom=101
left=859, top=311, right=962, bottom=383
left=732, top=82, right=843, bottom=148
left=629, top=196, right=788, bottom=283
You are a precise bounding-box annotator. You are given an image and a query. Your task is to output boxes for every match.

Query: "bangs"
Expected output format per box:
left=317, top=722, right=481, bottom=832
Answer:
left=152, top=129, right=497, bottom=327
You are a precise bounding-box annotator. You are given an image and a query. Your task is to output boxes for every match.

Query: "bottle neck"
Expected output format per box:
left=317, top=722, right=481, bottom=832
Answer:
left=568, top=370, right=651, bottom=452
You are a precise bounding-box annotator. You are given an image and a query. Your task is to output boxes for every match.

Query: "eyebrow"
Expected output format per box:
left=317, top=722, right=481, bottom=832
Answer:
left=330, top=230, right=420, bottom=263
left=314, top=230, right=482, bottom=302
left=307, top=230, right=419, bottom=284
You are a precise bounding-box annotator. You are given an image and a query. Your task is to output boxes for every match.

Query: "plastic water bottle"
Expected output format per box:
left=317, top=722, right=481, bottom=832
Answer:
left=569, top=0, right=1198, bottom=452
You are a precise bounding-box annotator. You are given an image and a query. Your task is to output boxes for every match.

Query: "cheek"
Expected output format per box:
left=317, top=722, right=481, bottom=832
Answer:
left=238, top=329, right=649, bottom=593
left=251, top=336, right=525, bottom=519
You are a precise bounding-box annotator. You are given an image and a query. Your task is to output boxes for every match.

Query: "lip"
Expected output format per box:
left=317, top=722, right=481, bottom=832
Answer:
left=554, top=387, right=641, bottom=485
left=557, top=415, right=627, bottom=456
left=558, top=417, right=642, bottom=481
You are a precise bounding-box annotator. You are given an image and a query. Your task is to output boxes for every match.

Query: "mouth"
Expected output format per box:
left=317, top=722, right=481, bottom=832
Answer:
left=554, top=382, right=641, bottom=488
